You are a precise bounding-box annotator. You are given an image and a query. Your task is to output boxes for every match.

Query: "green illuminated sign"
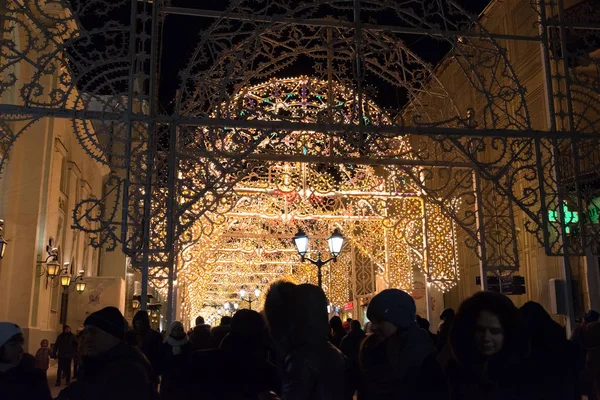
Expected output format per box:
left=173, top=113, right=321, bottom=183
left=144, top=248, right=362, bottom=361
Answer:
left=548, top=202, right=578, bottom=233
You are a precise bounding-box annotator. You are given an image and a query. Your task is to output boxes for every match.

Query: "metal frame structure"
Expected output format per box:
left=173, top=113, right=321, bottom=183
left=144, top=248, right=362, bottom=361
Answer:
left=0, top=0, right=599, bottom=327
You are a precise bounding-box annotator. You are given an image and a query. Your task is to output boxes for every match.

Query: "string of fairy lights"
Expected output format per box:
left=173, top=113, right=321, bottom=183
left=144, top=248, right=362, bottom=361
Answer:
left=156, top=77, right=461, bottom=323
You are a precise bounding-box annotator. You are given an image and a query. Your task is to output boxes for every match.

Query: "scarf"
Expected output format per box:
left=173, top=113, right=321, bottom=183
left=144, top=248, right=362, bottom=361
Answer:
left=165, top=336, right=188, bottom=355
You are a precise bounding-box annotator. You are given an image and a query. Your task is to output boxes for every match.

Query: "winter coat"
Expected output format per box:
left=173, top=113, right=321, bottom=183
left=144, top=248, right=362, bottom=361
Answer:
left=578, top=321, right=600, bottom=400
left=340, top=328, right=365, bottom=365
left=189, top=346, right=280, bottom=399
left=54, top=332, right=77, bottom=359
left=136, top=328, right=163, bottom=377
left=188, top=324, right=211, bottom=350
left=330, top=329, right=346, bottom=349
left=55, top=342, right=158, bottom=400
left=358, top=324, right=447, bottom=400
left=0, top=362, right=52, bottom=400
left=280, top=341, right=346, bottom=400
left=208, top=325, right=231, bottom=349
left=446, top=357, right=531, bottom=400
left=159, top=341, right=193, bottom=400
left=35, top=347, right=51, bottom=371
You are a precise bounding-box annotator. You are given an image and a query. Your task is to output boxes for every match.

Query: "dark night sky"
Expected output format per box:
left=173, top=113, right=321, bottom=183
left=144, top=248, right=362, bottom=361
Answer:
left=70, top=0, right=493, bottom=113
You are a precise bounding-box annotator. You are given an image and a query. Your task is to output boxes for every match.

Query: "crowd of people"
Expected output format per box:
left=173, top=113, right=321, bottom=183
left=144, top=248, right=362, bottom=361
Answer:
left=1, top=282, right=600, bottom=400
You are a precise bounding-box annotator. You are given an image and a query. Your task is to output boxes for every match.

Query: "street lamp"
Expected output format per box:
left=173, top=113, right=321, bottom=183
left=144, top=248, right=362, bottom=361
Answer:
left=61, top=267, right=87, bottom=294
left=223, top=301, right=238, bottom=315
left=240, top=287, right=261, bottom=310
left=293, top=228, right=346, bottom=288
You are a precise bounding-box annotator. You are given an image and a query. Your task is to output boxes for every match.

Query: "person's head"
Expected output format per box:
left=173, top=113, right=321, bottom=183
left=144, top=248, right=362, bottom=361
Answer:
left=440, top=308, right=455, bottom=322
left=346, top=318, right=353, bottom=323
left=450, top=291, right=523, bottom=364
left=264, top=281, right=329, bottom=348
left=133, top=310, right=151, bottom=332
left=224, top=309, right=267, bottom=352
left=367, top=289, right=416, bottom=339
left=0, top=323, right=24, bottom=365
left=40, top=339, right=49, bottom=348
left=63, top=325, right=71, bottom=334
left=195, top=316, right=205, bottom=326
left=83, top=306, right=126, bottom=357
left=168, top=321, right=186, bottom=340
left=330, top=316, right=343, bottom=332
left=350, top=319, right=362, bottom=332
left=220, top=316, right=232, bottom=326
left=416, top=315, right=431, bottom=331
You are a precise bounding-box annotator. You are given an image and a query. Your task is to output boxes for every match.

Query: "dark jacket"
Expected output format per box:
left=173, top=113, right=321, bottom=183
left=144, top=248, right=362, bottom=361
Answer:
left=358, top=325, right=447, bottom=400
left=578, top=321, right=600, bottom=400
left=340, top=328, right=365, bottom=365
left=136, top=329, right=163, bottom=375
left=56, top=343, right=158, bottom=400
left=446, top=357, right=524, bottom=400
left=54, top=332, right=77, bottom=359
left=188, top=324, right=211, bottom=350
left=190, top=346, right=280, bottom=399
left=208, top=325, right=231, bottom=349
left=0, top=363, right=52, bottom=400
left=159, top=341, right=193, bottom=400
left=281, top=342, right=346, bottom=400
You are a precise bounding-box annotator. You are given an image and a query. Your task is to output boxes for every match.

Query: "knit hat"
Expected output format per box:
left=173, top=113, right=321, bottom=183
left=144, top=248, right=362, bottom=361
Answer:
left=367, top=289, right=416, bottom=330
left=0, top=322, right=22, bottom=348
left=84, top=307, right=126, bottom=340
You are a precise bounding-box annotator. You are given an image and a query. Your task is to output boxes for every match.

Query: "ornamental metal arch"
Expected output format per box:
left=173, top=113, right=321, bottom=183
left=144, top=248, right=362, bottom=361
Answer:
left=0, top=0, right=599, bottom=325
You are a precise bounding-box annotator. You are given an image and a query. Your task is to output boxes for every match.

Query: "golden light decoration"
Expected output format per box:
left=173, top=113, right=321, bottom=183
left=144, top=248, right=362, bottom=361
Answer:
left=175, top=76, right=460, bottom=322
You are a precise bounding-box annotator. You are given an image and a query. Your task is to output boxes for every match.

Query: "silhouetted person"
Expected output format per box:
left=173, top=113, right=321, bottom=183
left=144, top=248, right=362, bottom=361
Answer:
left=575, top=315, right=600, bottom=400
left=191, top=309, right=280, bottom=399
left=436, top=308, right=454, bottom=352
left=208, top=316, right=232, bottom=349
left=416, top=315, right=438, bottom=344
left=160, top=321, right=193, bottom=400
left=330, top=316, right=346, bottom=349
left=571, top=309, right=600, bottom=399
left=264, top=281, right=346, bottom=400
left=133, top=310, right=163, bottom=380
left=189, top=316, right=211, bottom=351
left=340, top=319, right=365, bottom=393
left=519, top=301, right=579, bottom=399
left=0, top=323, right=51, bottom=400
left=446, top=291, right=530, bottom=400
left=53, top=324, right=77, bottom=386
left=357, top=289, right=447, bottom=400
left=56, top=307, right=158, bottom=400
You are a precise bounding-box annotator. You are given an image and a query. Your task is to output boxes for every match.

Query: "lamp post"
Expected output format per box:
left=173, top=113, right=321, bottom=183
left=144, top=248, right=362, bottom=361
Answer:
left=223, top=301, right=238, bottom=315
left=293, top=228, right=345, bottom=288
left=239, top=287, right=261, bottom=310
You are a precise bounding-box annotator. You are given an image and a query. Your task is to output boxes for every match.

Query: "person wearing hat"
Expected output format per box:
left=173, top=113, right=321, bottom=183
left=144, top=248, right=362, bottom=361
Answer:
left=356, top=289, right=447, bottom=400
left=0, top=322, right=52, bottom=400
left=56, top=306, right=158, bottom=400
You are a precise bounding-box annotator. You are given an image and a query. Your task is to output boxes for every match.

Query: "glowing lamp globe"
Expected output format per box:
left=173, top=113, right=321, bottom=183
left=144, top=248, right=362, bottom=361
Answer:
left=60, top=273, right=71, bottom=288
left=46, top=261, right=60, bottom=278
left=293, top=229, right=309, bottom=257
left=328, top=229, right=345, bottom=258
left=254, top=287, right=261, bottom=298
left=75, top=280, right=86, bottom=294
left=240, top=289, right=247, bottom=299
